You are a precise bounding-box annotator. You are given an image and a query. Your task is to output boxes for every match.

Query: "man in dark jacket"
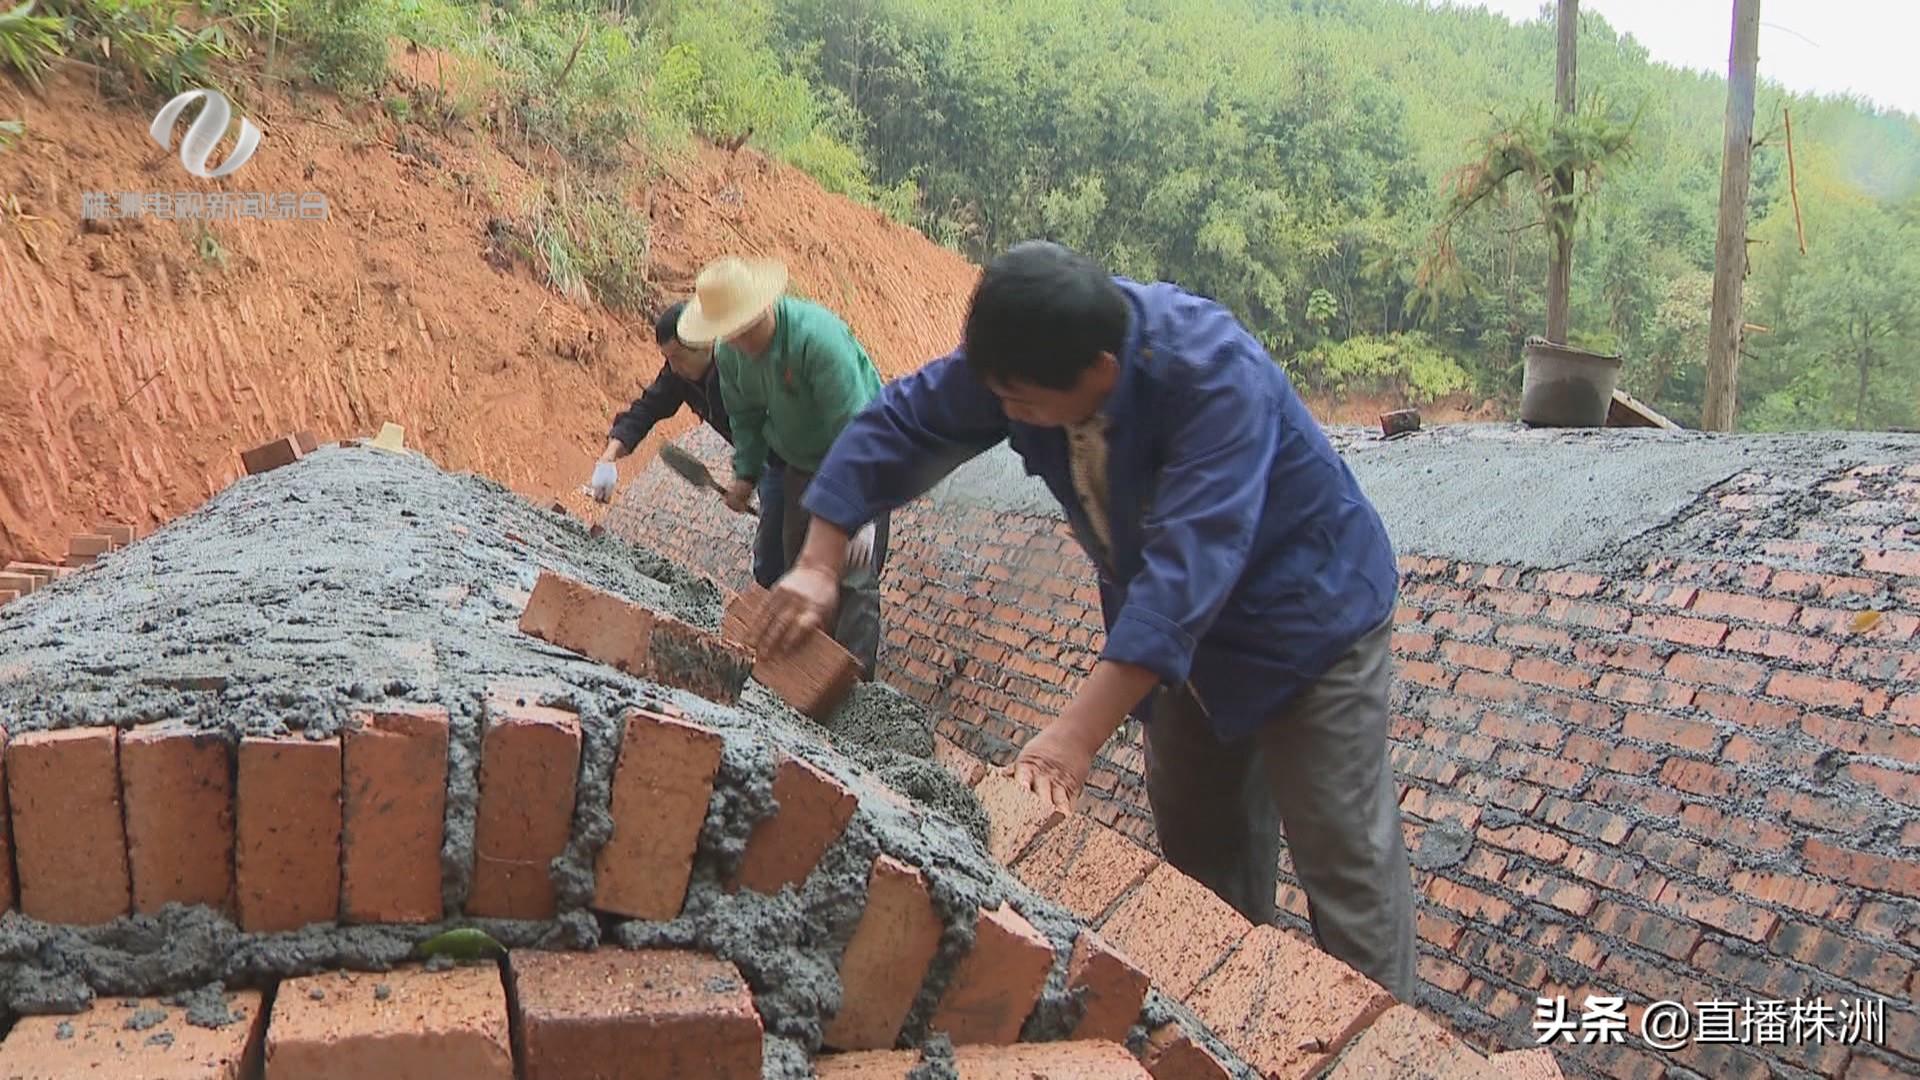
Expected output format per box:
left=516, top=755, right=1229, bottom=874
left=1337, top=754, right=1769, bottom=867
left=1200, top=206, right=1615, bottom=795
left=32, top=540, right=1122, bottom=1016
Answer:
left=748, top=241, right=1416, bottom=1002
left=591, top=301, right=788, bottom=589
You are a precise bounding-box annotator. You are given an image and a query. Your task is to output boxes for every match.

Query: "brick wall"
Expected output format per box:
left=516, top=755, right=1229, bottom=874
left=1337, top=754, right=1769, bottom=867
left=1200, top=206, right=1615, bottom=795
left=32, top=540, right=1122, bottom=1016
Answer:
left=613, top=427, right=1920, bottom=1080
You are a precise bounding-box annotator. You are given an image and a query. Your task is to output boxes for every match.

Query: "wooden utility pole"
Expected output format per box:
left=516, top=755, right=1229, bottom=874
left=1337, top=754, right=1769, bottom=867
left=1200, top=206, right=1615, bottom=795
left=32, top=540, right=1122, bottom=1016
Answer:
left=1703, top=0, right=1762, bottom=431
left=1545, top=0, right=1578, bottom=344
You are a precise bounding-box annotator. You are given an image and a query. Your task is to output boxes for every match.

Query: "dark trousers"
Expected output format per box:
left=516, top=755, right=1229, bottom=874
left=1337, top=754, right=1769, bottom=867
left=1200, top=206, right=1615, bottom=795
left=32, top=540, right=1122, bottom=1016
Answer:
left=780, top=465, right=888, bottom=680
left=751, top=463, right=788, bottom=590
left=1142, top=617, right=1417, bottom=1002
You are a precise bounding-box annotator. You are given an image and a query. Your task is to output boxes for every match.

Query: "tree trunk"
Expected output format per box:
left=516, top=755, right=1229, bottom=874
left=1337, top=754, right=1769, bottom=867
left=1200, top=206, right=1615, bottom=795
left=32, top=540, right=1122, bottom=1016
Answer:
left=1546, top=0, right=1578, bottom=344
left=1703, top=0, right=1762, bottom=431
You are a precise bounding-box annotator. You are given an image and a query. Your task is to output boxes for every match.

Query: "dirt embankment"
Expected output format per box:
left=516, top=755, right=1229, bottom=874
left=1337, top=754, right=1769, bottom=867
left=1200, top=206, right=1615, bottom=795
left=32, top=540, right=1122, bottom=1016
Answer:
left=0, top=54, right=978, bottom=565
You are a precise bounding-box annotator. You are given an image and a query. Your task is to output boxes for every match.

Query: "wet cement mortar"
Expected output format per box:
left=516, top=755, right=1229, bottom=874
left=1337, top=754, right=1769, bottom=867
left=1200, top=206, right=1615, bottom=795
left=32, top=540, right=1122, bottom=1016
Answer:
left=0, top=446, right=1226, bottom=1076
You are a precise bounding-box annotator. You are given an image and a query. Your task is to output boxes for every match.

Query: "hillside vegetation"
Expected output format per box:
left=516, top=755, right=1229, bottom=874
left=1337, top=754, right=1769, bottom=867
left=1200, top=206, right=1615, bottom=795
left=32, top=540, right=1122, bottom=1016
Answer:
left=3, top=0, right=1916, bottom=430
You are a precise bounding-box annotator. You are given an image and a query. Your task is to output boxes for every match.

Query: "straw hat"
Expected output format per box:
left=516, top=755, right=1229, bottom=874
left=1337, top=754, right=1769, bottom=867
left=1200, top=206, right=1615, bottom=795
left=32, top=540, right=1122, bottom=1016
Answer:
left=677, top=256, right=788, bottom=344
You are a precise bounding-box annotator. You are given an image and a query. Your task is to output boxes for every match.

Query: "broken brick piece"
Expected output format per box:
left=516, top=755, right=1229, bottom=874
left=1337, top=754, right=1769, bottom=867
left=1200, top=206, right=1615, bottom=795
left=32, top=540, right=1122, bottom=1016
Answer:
left=825, top=856, right=944, bottom=1050
left=593, top=708, right=724, bottom=920
left=723, top=585, right=861, bottom=719
left=342, top=706, right=449, bottom=924
left=236, top=733, right=342, bottom=932
left=519, top=570, right=654, bottom=675
left=1067, top=930, right=1150, bottom=1042
left=1187, top=925, right=1395, bottom=1078
left=512, top=949, right=763, bottom=1080
left=1380, top=409, right=1422, bottom=437
left=240, top=435, right=303, bottom=476
left=120, top=720, right=234, bottom=914
left=8, top=726, right=131, bottom=924
left=267, top=965, right=512, bottom=1078
left=974, top=767, right=1065, bottom=864
left=649, top=614, right=754, bottom=704
left=293, top=430, right=322, bottom=455
left=928, top=904, right=1055, bottom=1045
left=467, top=693, right=582, bottom=920
left=1323, top=1003, right=1501, bottom=1079
left=730, top=755, right=858, bottom=894
left=1141, top=1023, right=1235, bottom=1080
left=0, top=989, right=266, bottom=1078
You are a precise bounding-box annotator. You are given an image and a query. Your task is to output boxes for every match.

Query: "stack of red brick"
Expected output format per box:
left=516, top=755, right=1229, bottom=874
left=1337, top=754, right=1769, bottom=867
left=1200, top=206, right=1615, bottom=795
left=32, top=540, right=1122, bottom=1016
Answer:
left=0, top=523, right=139, bottom=608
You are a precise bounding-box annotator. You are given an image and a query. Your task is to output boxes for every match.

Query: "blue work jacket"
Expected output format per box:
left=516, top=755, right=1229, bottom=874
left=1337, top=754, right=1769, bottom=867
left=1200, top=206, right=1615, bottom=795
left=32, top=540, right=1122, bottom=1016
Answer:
left=802, top=277, right=1399, bottom=740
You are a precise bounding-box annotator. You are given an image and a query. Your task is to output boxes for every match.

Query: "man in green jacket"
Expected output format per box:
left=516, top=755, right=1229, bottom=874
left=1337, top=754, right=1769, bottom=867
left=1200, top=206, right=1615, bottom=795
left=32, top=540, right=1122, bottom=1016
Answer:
left=678, top=256, right=889, bottom=678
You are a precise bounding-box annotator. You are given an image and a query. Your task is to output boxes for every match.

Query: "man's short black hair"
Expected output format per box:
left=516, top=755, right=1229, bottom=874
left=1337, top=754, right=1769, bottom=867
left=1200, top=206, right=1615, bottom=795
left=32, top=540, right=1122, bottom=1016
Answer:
left=654, top=301, right=688, bottom=346
left=963, top=240, right=1129, bottom=391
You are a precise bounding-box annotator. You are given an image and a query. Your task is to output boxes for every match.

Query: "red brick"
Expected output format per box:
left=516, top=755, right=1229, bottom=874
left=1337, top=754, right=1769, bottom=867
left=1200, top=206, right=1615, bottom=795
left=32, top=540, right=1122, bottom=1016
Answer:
left=1140, top=1024, right=1235, bottom=1080
left=813, top=1051, right=923, bottom=1079
left=1658, top=758, right=1738, bottom=798
left=8, top=727, right=130, bottom=924
left=1489, top=1048, right=1567, bottom=1080
left=1560, top=733, right=1659, bottom=775
left=467, top=694, right=582, bottom=920
left=1540, top=570, right=1607, bottom=597
left=1533, top=691, right=1620, bottom=730
left=1100, top=863, right=1252, bottom=998
left=1503, top=866, right=1597, bottom=916
left=236, top=734, right=341, bottom=932
left=825, top=856, right=944, bottom=1050
left=240, top=435, right=303, bottom=475
left=1542, top=598, right=1630, bottom=631
left=1897, top=693, right=1920, bottom=728
left=1455, top=670, right=1527, bottom=703
left=1663, top=652, right=1767, bottom=691
left=0, top=572, right=36, bottom=595
left=1693, top=690, right=1800, bottom=730
left=1399, top=660, right=1453, bottom=690
left=1770, top=921, right=1914, bottom=997
left=1400, top=785, right=1483, bottom=829
left=1591, top=901, right=1700, bottom=960
left=732, top=754, right=858, bottom=894
left=1012, top=814, right=1156, bottom=924
left=1628, top=826, right=1736, bottom=880
left=949, top=1042, right=1153, bottom=1079
left=519, top=570, right=654, bottom=675
left=723, top=585, right=861, bottom=718
left=931, top=736, right=987, bottom=786
left=1632, top=614, right=1728, bottom=649
left=1442, top=641, right=1512, bottom=674
left=929, top=903, right=1055, bottom=1044
left=1594, top=672, right=1694, bottom=708
left=341, top=705, right=448, bottom=924
left=120, top=721, right=233, bottom=914
left=1495, top=623, right=1573, bottom=651
left=1188, top=925, right=1394, bottom=1079
left=1677, top=804, right=1790, bottom=852
left=1482, top=823, right=1571, bottom=862
left=1767, top=670, right=1870, bottom=710
left=1512, top=657, right=1592, bottom=693
left=1323, top=1002, right=1499, bottom=1079
left=1800, top=606, right=1920, bottom=642
left=1724, top=626, right=1838, bottom=664
left=1803, top=839, right=1920, bottom=898
left=1427, top=876, right=1515, bottom=925
left=1066, top=930, right=1150, bottom=1042
left=1392, top=629, right=1437, bottom=655
left=1770, top=570, right=1881, bottom=599
left=1429, top=610, right=1495, bottom=639
left=291, top=430, right=322, bottom=455
left=647, top=614, right=754, bottom=704
left=266, top=965, right=512, bottom=1078
left=1497, top=748, right=1585, bottom=789
left=512, top=949, right=761, bottom=1079
left=1846, top=761, right=1919, bottom=806
left=1863, top=548, right=1920, bottom=576
left=0, top=726, right=9, bottom=910
left=1847, top=1054, right=1913, bottom=1080
left=1422, top=726, right=1498, bottom=762
left=596, top=707, right=722, bottom=920
left=1655, top=880, right=1779, bottom=942
left=1479, top=589, right=1547, bottom=618
left=1574, top=639, right=1668, bottom=674
left=1692, top=589, right=1800, bottom=626
left=974, top=767, right=1066, bottom=864
left=1563, top=847, right=1647, bottom=894
left=1419, top=954, right=1472, bottom=994
left=1537, top=796, right=1633, bottom=845
left=1, top=989, right=265, bottom=1077
left=1623, top=709, right=1720, bottom=752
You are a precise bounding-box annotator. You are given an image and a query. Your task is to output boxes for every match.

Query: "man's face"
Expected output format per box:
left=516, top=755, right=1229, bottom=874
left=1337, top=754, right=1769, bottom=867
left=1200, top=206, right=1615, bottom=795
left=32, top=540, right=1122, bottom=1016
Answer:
left=985, top=352, right=1119, bottom=427
left=662, top=339, right=713, bottom=381
left=723, top=308, right=777, bottom=357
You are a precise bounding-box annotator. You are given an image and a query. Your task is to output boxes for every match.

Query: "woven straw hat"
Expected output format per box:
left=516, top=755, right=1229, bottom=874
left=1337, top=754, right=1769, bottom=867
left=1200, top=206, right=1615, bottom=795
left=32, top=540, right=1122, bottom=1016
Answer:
left=677, top=256, right=788, bottom=344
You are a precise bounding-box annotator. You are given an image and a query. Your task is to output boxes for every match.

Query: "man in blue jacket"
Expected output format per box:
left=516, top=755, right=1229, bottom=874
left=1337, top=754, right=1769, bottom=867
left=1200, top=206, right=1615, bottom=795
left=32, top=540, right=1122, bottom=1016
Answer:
left=752, top=241, right=1415, bottom=1000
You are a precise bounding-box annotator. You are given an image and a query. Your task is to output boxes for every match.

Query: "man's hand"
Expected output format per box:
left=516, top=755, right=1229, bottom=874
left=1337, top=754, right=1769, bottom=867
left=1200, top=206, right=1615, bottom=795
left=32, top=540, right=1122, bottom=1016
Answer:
left=756, top=564, right=841, bottom=655
left=588, top=461, right=619, bottom=503
left=724, top=476, right=755, bottom=514
left=1012, top=715, right=1106, bottom=814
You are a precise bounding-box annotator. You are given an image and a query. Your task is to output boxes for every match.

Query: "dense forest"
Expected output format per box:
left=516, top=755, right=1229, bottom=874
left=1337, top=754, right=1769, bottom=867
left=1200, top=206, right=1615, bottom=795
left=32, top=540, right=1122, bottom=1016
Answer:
left=4, top=0, right=1916, bottom=430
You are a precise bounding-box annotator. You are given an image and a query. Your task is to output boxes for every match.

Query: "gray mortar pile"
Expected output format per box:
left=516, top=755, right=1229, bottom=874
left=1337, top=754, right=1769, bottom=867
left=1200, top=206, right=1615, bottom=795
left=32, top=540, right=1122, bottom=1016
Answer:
left=0, top=446, right=1250, bottom=1077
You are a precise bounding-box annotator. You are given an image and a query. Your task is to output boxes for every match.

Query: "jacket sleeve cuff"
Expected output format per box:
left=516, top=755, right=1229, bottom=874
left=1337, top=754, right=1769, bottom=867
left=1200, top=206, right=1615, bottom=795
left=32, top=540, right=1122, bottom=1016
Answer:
left=800, top=473, right=869, bottom=533
left=1099, top=605, right=1195, bottom=684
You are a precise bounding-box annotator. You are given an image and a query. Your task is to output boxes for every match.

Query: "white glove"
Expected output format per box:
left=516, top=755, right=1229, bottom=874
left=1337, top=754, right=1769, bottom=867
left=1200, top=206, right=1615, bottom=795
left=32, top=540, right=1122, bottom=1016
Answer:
left=589, top=461, right=618, bottom=503
left=845, top=522, right=876, bottom=572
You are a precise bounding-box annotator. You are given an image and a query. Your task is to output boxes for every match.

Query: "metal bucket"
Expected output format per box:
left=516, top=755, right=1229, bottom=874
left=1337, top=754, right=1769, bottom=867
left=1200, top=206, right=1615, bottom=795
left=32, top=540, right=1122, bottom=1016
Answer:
left=1519, top=338, right=1623, bottom=428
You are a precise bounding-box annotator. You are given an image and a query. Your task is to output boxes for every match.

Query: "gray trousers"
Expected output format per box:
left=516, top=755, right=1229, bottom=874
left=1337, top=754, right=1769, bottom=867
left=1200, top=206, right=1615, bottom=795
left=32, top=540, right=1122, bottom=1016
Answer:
left=1143, top=617, right=1417, bottom=1002
left=780, top=466, right=887, bottom=681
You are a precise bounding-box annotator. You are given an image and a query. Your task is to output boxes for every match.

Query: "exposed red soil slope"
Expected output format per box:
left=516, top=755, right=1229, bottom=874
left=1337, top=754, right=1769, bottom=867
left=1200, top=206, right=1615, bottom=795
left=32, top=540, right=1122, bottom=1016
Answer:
left=0, top=57, right=977, bottom=563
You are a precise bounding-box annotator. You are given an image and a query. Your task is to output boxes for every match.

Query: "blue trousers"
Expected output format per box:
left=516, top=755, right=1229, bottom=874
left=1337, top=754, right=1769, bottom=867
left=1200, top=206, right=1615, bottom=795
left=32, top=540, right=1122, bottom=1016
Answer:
left=751, top=462, right=788, bottom=589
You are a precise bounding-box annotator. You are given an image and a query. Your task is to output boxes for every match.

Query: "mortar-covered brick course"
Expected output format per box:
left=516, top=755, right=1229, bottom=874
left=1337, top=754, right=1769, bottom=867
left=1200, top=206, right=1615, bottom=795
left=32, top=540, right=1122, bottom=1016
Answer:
left=622, top=424, right=1920, bottom=1080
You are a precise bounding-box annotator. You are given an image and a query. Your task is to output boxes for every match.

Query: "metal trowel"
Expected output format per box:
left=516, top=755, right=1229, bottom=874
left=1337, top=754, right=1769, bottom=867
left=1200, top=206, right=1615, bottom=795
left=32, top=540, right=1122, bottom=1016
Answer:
left=658, top=443, right=758, bottom=516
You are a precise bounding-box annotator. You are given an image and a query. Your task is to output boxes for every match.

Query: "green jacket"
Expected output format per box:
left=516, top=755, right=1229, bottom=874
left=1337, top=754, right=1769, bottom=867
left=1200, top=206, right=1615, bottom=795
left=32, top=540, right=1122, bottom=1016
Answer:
left=717, top=296, right=883, bottom=478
